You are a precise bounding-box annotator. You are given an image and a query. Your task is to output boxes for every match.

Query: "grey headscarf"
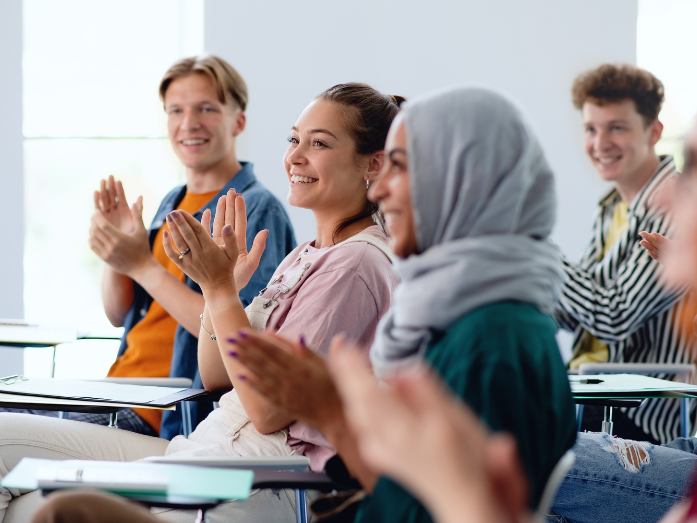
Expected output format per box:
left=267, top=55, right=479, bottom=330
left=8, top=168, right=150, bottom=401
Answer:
left=370, top=87, right=563, bottom=375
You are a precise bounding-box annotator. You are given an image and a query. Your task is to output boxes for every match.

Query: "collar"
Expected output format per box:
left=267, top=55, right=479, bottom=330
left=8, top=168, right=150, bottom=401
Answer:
left=191, top=161, right=257, bottom=218
left=597, top=155, right=675, bottom=215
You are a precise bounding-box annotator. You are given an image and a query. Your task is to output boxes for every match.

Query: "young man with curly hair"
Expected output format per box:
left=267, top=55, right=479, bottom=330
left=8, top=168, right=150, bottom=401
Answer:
left=555, top=64, right=697, bottom=444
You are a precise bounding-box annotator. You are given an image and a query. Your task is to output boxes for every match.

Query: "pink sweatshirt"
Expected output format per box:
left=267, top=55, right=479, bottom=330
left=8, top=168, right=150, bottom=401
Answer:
left=262, top=225, right=397, bottom=470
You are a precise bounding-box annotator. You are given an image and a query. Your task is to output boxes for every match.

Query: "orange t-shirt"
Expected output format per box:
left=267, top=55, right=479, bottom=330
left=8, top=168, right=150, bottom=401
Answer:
left=108, top=189, right=218, bottom=433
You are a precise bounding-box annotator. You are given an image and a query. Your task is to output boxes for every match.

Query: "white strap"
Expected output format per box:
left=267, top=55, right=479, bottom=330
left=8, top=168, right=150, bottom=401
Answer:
left=341, top=234, right=395, bottom=263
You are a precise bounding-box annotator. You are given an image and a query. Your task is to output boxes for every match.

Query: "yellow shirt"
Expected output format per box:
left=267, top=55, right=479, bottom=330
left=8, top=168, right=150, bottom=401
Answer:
left=569, top=200, right=629, bottom=369
left=108, top=189, right=218, bottom=432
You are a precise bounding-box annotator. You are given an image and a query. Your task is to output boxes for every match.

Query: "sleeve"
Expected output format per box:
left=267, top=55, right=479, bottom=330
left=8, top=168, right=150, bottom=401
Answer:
left=556, top=215, right=685, bottom=343
left=275, top=268, right=380, bottom=356
left=240, top=195, right=297, bottom=307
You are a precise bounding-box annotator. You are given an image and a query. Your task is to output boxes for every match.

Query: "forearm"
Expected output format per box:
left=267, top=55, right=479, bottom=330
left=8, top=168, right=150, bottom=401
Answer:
left=101, top=266, right=134, bottom=327
left=129, top=259, right=205, bottom=336
left=198, top=304, right=233, bottom=390
left=322, top=413, right=379, bottom=492
left=206, top=285, right=295, bottom=433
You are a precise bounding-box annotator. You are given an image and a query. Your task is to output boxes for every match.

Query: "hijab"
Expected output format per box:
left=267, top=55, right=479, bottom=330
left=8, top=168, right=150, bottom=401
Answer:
left=370, top=87, right=563, bottom=375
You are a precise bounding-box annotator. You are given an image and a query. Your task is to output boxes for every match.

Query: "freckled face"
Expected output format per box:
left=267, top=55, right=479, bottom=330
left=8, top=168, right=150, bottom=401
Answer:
left=368, top=115, right=418, bottom=257
left=283, top=100, right=366, bottom=214
left=582, top=100, right=660, bottom=186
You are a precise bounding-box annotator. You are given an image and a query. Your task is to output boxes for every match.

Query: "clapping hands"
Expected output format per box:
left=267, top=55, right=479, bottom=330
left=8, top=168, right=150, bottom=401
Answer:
left=163, top=189, right=268, bottom=295
left=89, top=175, right=153, bottom=277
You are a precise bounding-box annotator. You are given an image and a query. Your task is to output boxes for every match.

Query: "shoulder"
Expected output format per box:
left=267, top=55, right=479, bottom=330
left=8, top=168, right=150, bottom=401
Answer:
left=430, top=301, right=557, bottom=362
left=323, top=226, right=393, bottom=273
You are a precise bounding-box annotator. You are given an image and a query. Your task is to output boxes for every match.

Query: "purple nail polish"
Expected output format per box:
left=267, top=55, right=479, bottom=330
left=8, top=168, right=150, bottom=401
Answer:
left=228, top=351, right=238, bottom=358
left=300, top=334, right=306, bottom=346
left=237, top=374, right=247, bottom=381
left=238, top=331, right=249, bottom=339
left=227, top=337, right=237, bottom=344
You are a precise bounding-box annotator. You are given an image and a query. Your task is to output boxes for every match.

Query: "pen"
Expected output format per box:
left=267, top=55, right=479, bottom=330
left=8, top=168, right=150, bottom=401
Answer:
left=579, top=378, right=604, bottom=384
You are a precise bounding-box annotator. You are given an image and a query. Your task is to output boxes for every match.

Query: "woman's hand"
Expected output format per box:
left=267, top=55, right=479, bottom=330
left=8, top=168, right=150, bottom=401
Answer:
left=226, top=330, right=343, bottom=431
left=209, top=189, right=268, bottom=292
left=327, top=344, right=530, bottom=523
left=639, top=231, right=673, bottom=264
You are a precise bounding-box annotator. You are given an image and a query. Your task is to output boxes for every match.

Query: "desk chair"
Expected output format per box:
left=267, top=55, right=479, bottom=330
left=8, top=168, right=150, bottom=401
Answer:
left=578, top=363, right=696, bottom=438
left=535, top=450, right=575, bottom=523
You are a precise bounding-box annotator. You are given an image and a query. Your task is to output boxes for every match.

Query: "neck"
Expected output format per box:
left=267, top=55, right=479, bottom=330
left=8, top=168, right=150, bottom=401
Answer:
left=312, top=211, right=375, bottom=249
left=614, top=154, right=660, bottom=202
left=185, top=153, right=242, bottom=194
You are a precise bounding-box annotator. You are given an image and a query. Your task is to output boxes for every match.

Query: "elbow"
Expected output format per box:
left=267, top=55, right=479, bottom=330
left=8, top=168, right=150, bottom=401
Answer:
left=105, top=310, right=125, bottom=328
left=248, top=411, right=290, bottom=435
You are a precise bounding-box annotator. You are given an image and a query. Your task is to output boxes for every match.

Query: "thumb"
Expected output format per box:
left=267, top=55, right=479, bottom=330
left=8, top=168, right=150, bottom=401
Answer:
left=248, top=229, right=268, bottom=267
left=131, top=196, right=146, bottom=230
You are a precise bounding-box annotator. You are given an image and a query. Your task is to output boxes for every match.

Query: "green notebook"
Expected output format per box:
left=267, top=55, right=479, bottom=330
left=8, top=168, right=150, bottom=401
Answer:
left=2, top=458, right=253, bottom=501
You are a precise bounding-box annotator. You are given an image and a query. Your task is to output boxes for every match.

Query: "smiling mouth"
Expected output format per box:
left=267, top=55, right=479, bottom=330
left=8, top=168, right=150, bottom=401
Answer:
left=290, top=175, right=318, bottom=184
left=181, top=139, right=209, bottom=146
left=596, top=156, right=621, bottom=165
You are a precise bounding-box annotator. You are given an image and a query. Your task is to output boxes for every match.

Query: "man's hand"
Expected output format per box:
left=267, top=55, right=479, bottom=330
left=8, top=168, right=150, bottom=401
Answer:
left=89, top=194, right=155, bottom=278
left=639, top=231, right=672, bottom=264
left=94, top=175, right=136, bottom=233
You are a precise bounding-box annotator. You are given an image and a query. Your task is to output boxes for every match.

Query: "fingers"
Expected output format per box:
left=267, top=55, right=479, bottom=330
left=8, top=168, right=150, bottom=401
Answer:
left=107, top=175, right=117, bottom=207
left=93, top=190, right=101, bottom=211
left=115, top=179, right=129, bottom=208
left=229, top=330, right=296, bottom=370
left=247, top=229, right=268, bottom=273
left=220, top=223, right=239, bottom=261
left=234, top=193, right=248, bottom=253
left=201, top=208, right=212, bottom=237
left=131, top=196, right=146, bottom=231
left=225, top=189, right=236, bottom=228
left=165, top=214, right=192, bottom=255
left=162, top=230, right=185, bottom=264
left=213, top=196, right=226, bottom=238
left=167, top=211, right=205, bottom=251
left=100, top=178, right=110, bottom=212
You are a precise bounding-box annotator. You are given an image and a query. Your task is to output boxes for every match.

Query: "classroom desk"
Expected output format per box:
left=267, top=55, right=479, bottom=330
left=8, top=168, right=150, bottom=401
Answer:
left=570, top=374, right=697, bottom=437
left=0, top=393, right=174, bottom=427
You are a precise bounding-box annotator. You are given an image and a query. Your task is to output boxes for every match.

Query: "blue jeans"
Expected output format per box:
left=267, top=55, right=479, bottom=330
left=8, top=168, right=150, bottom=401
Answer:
left=549, top=432, right=697, bottom=523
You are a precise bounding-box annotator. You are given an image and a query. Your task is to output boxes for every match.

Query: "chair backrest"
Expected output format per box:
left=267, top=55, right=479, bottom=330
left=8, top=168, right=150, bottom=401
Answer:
left=534, top=449, right=575, bottom=522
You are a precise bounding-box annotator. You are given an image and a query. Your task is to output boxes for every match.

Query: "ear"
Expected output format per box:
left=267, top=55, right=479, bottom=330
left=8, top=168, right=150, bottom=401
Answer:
left=233, top=110, right=247, bottom=137
left=648, top=118, right=664, bottom=146
left=366, top=151, right=385, bottom=182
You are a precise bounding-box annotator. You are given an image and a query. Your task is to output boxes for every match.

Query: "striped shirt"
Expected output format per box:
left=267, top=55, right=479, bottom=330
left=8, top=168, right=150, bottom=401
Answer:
left=555, top=156, right=697, bottom=444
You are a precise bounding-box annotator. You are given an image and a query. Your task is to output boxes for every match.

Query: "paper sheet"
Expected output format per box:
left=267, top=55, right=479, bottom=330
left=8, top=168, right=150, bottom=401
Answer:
left=3, top=458, right=253, bottom=501
left=569, top=374, right=697, bottom=395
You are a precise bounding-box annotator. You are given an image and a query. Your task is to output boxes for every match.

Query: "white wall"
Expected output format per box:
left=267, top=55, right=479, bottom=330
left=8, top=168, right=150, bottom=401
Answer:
left=206, top=0, right=637, bottom=360
left=205, top=0, right=637, bottom=257
left=0, top=0, right=25, bottom=375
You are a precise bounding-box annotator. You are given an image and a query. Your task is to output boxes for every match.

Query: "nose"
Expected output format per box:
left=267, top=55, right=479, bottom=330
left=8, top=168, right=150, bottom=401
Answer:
left=594, top=129, right=612, bottom=152
left=286, top=142, right=308, bottom=166
left=181, top=109, right=201, bottom=131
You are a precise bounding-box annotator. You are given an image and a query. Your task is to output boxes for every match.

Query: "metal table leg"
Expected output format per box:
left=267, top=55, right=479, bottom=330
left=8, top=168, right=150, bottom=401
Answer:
left=601, top=406, right=613, bottom=435
left=108, top=412, right=118, bottom=428
left=681, top=398, right=691, bottom=438
left=295, top=488, right=307, bottom=523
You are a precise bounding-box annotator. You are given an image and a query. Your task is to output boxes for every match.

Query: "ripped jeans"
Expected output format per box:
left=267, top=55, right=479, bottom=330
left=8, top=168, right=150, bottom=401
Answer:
left=549, top=432, right=697, bottom=523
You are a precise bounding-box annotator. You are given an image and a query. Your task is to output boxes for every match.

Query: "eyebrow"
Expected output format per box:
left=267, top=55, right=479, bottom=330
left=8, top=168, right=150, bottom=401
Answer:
left=290, top=126, right=338, bottom=140
left=584, top=119, right=630, bottom=126
left=388, top=148, right=407, bottom=160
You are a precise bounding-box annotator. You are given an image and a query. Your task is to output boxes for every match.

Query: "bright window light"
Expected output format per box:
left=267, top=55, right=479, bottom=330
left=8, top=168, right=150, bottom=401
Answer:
left=22, top=0, right=203, bottom=377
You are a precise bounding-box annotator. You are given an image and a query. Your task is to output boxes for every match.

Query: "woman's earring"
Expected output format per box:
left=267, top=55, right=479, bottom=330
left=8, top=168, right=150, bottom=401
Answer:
left=366, top=179, right=370, bottom=190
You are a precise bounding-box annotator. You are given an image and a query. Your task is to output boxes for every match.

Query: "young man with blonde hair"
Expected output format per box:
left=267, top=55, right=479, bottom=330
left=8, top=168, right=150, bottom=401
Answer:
left=555, top=63, right=696, bottom=444
left=1, top=55, right=296, bottom=439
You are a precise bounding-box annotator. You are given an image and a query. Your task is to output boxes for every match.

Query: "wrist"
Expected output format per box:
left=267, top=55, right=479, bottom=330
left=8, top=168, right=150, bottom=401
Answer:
left=127, top=256, right=160, bottom=283
left=203, top=282, right=242, bottom=309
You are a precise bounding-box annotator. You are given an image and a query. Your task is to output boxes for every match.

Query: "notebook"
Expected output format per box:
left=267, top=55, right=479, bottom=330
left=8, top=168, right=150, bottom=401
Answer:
left=0, top=319, right=78, bottom=346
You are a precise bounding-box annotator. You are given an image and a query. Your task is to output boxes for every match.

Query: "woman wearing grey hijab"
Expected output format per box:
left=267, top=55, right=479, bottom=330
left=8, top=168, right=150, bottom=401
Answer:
left=349, top=87, right=577, bottom=519
left=157, top=87, right=577, bottom=522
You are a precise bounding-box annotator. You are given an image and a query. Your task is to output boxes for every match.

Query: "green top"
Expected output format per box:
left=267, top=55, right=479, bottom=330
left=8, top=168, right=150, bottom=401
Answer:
left=355, top=300, right=576, bottom=523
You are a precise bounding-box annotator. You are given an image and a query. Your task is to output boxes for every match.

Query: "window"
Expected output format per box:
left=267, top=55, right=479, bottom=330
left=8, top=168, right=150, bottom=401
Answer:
left=23, top=0, right=203, bottom=377
left=638, top=0, right=697, bottom=169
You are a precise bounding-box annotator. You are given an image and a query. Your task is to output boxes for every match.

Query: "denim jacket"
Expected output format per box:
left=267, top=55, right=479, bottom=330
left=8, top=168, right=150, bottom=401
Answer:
left=116, top=162, right=296, bottom=439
